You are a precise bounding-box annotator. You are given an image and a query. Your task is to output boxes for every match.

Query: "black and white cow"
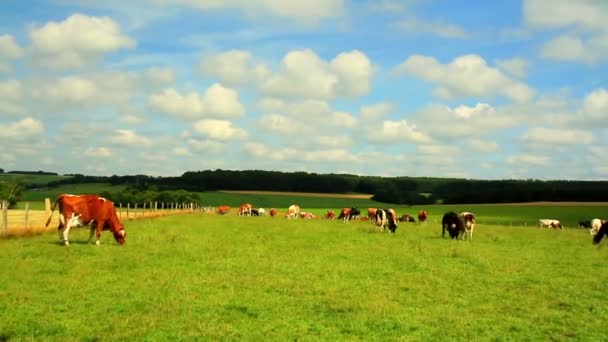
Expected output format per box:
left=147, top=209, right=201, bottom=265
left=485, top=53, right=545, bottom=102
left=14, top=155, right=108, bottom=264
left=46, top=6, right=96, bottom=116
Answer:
left=593, top=221, right=608, bottom=245
left=375, top=208, right=398, bottom=233
left=442, top=211, right=464, bottom=239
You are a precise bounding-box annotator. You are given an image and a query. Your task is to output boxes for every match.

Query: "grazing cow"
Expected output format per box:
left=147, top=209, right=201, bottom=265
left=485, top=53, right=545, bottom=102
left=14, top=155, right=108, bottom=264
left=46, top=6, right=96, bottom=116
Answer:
left=375, top=208, right=398, bottom=233
left=538, top=219, right=563, bottom=229
left=338, top=207, right=351, bottom=222
left=257, top=208, right=266, bottom=216
left=217, top=205, right=231, bottom=215
left=418, top=210, right=428, bottom=223
left=45, top=194, right=126, bottom=246
left=442, top=211, right=464, bottom=239
left=593, top=221, right=608, bottom=244
left=286, top=204, right=301, bottom=219
left=459, top=212, right=476, bottom=241
left=269, top=208, right=277, bottom=217
left=349, top=208, right=361, bottom=221
left=251, top=209, right=259, bottom=216
left=299, top=212, right=317, bottom=219
left=579, top=220, right=592, bottom=228
left=367, top=208, right=378, bottom=223
left=399, top=214, right=416, bottom=223
left=324, top=210, right=335, bottom=220
left=589, top=218, right=607, bottom=235
left=238, top=203, right=252, bottom=216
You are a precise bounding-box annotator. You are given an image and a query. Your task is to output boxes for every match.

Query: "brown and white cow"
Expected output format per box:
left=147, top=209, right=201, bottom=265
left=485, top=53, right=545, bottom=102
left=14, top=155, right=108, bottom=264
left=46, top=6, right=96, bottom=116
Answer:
left=399, top=214, right=416, bottom=223
left=538, top=219, right=563, bottom=229
left=285, top=204, right=301, bottom=219
left=367, top=208, right=378, bottom=223
left=459, top=212, right=476, bottom=241
left=418, top=210, right=428, bottom=223
left=593, top=221, right=608, bottom=244
left=238, top=203, right=252, bottom=216
left=324, top=210, right=335, bottom=220
left=589, top=218, right=606, bottom=235
left=299, top=212, right=317, bottom=219
left=338, top=208, right=351, bottom=222
left=45, top=194, right=126, bottom=246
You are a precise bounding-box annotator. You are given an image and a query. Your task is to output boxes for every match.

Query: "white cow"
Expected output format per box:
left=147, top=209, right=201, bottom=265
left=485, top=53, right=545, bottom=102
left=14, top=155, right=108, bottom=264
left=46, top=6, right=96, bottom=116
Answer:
left=459, top=212, right=476, bottom=241
left=589, top=218, right=606, bottom=235
left=538, top=219, right=563, bottom=229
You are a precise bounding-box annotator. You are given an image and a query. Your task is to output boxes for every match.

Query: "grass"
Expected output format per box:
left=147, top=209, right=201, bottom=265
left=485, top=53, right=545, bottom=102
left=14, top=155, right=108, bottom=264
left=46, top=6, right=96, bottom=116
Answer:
left=1, top=213, right=607, bottom=340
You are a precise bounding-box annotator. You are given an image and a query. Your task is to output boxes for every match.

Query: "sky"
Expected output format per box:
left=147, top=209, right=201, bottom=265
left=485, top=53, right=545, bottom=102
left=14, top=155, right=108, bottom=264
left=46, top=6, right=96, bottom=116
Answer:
left=0, top=0, right=607, bottom=180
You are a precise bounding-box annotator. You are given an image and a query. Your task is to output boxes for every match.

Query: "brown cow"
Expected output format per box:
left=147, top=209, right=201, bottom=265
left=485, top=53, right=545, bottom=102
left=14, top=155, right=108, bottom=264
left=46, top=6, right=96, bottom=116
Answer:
left=324, top=210, right=335, bottom=220
left=367, top=208, right=378, bottom=223
left=238, top=203, right=252, bottom=216
left=217, top=205, right=231, bottom=215
left=269, top=208, right=277, bottom=217
left=45, top=194, right=126, bottom=246
left=418, top=210, right=428, bottom=223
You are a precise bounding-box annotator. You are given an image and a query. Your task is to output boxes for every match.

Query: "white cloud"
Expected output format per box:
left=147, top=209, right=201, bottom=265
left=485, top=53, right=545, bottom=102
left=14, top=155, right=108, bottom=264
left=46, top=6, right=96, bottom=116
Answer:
left=396, top=18, right=469, bottom=39
left=84, top=147, right=112, bottom=157
left=29, top=13, right=135, bottom=70
left=525, top=0, right=608, bottom=63
left=360, top=102, right=393, bottom=121
left=395, top=54, right=535, bottom=102
left=188, top=138, right=226, bottom=153
left=243, top=142, right=298, bottom=161
left=109, top=129, right=152, bottom=147
left=583, top=88, right=608, bottom=115
left=193, top=119, right=248, bottom=140
left=262, top=49, right=373, bottom=100
left=0, top=79, right=24, bottom=114
left=0, top=34, right=24, bottom=72
left=257, top=113, right=297, bottom=135
left=302, top=149, right=361, bottom=163
left=520, top=127, right=594, bottom=145
left=467, top=139, right=500, bottom=152
left=199, top=50, right=269, bottom=86
left=160, top=0, right=345, bottom=26
left=173, top=147, right=192, bottom=156
left=496, top=57, right=529, bottom=78
left=313, top=135, right=353, bottom=147
left=0, top=117, right=43, bottom=140
left=366, top=119, right=432, bottom=144
left=145, top=67, right=176, bottom=84
left=368, top=0, right=408, bottom=13
left=506, top=154, right=552, bottom=167
left=149, top=83, right=245, bottom=120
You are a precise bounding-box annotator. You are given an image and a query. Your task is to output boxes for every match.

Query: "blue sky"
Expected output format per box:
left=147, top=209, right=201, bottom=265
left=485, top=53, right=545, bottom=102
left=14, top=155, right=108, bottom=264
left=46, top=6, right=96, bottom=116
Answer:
left=1, top=0, right=607, bottom=180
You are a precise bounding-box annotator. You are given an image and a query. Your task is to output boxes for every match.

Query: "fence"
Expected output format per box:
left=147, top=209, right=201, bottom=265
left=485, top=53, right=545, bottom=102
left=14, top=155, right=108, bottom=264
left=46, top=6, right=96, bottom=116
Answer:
left=1, top=199, right=203, bottom=238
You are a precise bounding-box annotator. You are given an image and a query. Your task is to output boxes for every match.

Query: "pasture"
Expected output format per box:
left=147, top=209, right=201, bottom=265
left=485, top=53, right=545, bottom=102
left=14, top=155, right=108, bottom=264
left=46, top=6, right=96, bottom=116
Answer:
left=1, top=210, right=607, bottom=340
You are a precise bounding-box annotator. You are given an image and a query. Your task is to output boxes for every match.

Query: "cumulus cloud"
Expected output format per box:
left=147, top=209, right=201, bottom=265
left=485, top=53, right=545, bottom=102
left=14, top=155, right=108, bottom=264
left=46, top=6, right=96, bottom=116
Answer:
left=0, top=79, right=24, bottom=114
left=524, top=0, right=608, bottom=63
left=173, top=147, right=192, bottom=156
left=395, top=54, right=535, bottom=102
left=109, top=129, right=152, bottom=147
left=506, top=153, right=552, bottom=167
left=467, top=139, right=501, bottom=152
left=261, top=49, right=373, bottom=100
left=0, top=34, right=24, bottom=72
left=188, top=138, right=226, bottom=153
left=29, top=13, right=135, bottom=70
left=145, top=67, right=176, bottom=84
left=199, top=50, right=269, bottom=86
left=496, top=57, right=529, bottom=78
left=366, top=119, right=432, bottom=144
left=84, top=147, right=112, bottom=157
left=520, top=127, right=594, bottom=145
left=159, top=0, right=345, bottom=26
left=149, top=83, right=245, bottom=120
left=193, top=119, right=248, bottom=140
left=0, top=117, right=43, bottom=140
left=396, top=18, right=469, bottom=39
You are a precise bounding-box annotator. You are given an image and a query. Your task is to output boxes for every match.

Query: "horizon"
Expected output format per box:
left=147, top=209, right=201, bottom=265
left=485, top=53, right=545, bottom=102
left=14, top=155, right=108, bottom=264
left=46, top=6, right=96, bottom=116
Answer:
left=1, top=1, right=607, bottom=180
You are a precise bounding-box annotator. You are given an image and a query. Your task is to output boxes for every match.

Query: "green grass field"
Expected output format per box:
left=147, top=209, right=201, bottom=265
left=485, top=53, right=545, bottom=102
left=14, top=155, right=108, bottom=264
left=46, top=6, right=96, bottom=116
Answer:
left=1, top=212, right=607, bottom=340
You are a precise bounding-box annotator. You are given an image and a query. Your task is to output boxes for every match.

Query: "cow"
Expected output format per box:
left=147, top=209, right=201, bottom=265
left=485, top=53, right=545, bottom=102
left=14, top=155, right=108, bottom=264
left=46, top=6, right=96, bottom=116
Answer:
left=337, top=207, right=351, bottom=222
left=375, top=208, right=398, bottom=233
left=324, top=210, right=335, bottom=220
left=442, top=211, right=464, bottom=239
left=269, top=208, right=277, bottom=217
left=579, top=220, right=592, bottom=229
left=418, top=210, right=428, bottom=223
left=286, top=204, right=300, bottom=219
left=593, top=221, right=608, bottom=245
left=299, top=212, right=317, bottom=219
left=399, top=214, right=416, bottom=223
left=257, top=208, right=267, bottom=216
left=217, top=205, right=231, bottom=215
left=367, top=208, right=378, bottom=223
left=349, top=208, right=361, bottom=221
left=459, top=212, right=476, bottom=241
left=251, top=209, right=259, bottom=216
left=538, top=219, right=563, bottom=229
left=589, top=218, right=607, bottom=235
left=44, top=194, right=126, bottom=246
left=238, top=203, right=252, bottom=216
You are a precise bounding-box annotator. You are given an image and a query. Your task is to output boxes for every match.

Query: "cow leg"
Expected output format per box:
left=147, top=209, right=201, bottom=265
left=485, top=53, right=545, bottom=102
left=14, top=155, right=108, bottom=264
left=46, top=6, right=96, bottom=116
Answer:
left=95, top=221, right=104, bottom=245
left=58, top=213, right=66, bottom=243
left=87, top=220, right=97, bottom=244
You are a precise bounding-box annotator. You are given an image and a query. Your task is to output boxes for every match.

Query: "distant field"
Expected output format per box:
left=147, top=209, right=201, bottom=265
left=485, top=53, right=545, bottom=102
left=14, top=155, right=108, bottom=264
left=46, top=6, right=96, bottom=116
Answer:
left=0, top=173, right=71, bottom=186
left=22, top=183, right=127, bottom=202
left=1, top=214, right=606, bottom=340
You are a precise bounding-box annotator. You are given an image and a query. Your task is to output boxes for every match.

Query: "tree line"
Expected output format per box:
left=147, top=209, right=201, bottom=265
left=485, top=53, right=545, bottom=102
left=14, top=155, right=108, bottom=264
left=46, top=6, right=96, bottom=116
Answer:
left=40, top=170, right=608, bottom=205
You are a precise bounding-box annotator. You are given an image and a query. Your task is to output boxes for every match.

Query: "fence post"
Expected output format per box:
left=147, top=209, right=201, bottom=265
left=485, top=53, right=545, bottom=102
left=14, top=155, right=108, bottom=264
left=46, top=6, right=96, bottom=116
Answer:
left=45, top=198, right=51, bottom=217
left=127, top=203, right=130, bottom=219
left=2, top=201, right=7, bottom=237
left=154, top=202, right=158, bottom=212
left=24, top=202, right=29, bottom=233
left=119, top=203, right=122, bottom=218
left=134, top=203, right=138, bottom=218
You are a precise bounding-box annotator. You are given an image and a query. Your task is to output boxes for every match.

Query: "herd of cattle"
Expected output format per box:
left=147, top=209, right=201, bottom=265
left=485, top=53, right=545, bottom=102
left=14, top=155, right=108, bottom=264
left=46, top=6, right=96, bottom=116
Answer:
left=43, top=194, right=608, bottom=246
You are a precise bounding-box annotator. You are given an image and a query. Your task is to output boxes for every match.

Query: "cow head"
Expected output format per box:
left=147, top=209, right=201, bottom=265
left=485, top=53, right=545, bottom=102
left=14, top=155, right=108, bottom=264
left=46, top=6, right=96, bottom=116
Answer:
left=593, top=222, right=608, bottom=245
left=112, top=225, right=126, bottom=245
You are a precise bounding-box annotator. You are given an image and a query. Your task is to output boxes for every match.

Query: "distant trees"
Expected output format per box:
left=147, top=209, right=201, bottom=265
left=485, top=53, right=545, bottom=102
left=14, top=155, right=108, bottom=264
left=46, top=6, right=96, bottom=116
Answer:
left=0, top=178, right=25, bottom=208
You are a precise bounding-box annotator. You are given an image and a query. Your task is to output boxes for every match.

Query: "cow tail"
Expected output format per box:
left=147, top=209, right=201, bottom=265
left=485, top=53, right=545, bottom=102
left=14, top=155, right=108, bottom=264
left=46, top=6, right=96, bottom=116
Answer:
left=44, top=197, right=60, bottom=228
